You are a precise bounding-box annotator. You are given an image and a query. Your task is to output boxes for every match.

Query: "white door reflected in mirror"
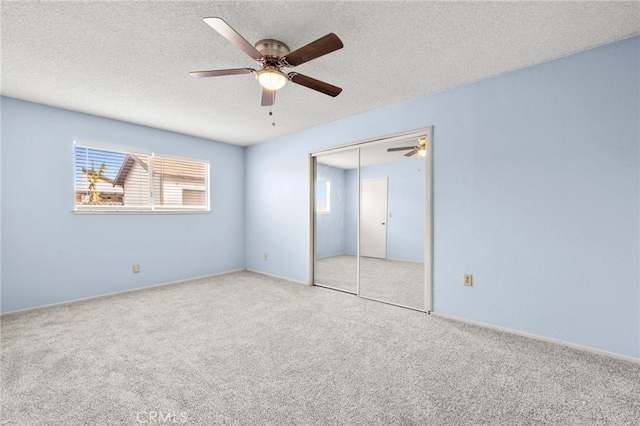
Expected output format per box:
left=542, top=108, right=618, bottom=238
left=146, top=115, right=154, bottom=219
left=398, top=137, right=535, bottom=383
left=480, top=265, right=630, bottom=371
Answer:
left=360, top=177, right=388, bottom=259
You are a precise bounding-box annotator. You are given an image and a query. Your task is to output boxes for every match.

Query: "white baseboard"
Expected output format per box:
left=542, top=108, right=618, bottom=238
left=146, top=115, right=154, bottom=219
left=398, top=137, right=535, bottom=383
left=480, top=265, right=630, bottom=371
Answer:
left=385, top=257, right=423, bottom=264
left=245, top=269, right=307, bottom=285
left=429, top=311, right=639, bottom=364
left=316, top=253, right=351, bottom=260
left=0, top=269, right=245, bottom=317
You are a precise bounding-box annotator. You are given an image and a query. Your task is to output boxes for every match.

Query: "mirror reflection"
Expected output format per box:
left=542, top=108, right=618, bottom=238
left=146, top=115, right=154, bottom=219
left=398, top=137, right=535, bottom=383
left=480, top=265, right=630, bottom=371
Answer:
left=358, top=139, right=425, bottom=309
left=314, top=149, right=359, bottom=293
left=313, top=135, right=426, bottom=311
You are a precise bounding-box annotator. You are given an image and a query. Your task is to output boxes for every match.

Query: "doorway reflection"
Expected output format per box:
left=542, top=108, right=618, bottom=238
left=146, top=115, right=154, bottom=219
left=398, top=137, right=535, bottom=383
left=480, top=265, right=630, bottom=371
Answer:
left=358, top=140, right=426, bottom=309
left=314, top=149, right=359, bottom=293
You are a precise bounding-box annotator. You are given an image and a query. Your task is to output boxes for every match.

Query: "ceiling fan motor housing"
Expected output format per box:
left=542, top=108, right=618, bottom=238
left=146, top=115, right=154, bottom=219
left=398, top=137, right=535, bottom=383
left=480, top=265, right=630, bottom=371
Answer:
left=254, top=39, right=290, bottom=66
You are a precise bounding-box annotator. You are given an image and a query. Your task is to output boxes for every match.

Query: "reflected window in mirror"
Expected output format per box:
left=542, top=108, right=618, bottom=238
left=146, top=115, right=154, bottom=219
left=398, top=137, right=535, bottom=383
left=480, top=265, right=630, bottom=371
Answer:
left=316, top=179, right=331, bottom=214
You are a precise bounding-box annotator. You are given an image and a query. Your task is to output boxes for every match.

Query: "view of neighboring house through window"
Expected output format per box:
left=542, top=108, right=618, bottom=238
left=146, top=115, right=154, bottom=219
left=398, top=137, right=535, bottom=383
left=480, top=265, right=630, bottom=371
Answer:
left=74, top=143, right=209, bottom=212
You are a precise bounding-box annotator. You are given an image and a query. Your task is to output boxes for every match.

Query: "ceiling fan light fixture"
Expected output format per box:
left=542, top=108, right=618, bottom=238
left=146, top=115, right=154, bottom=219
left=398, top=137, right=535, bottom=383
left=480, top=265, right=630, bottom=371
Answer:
left=256, top=68, right=288, bottom=91
left=418, top=138, right=427, bottom=156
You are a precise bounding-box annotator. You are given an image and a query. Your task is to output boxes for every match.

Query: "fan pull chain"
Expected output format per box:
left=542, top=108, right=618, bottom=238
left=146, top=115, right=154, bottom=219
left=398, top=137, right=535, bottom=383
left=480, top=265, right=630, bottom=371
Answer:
left=269, top=108, right=275, bottom=126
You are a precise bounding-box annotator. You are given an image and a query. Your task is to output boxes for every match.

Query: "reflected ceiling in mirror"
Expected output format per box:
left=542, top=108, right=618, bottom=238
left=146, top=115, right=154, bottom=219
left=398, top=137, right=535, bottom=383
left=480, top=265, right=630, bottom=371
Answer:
left=316, top=137, right=425, bottom=169
left=316, top=149, right=358, bottom=170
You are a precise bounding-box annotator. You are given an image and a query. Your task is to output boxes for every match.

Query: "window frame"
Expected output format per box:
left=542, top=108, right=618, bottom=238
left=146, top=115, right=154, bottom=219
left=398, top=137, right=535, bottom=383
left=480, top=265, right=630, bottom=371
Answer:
left=73, top=141, right=210, bottom=214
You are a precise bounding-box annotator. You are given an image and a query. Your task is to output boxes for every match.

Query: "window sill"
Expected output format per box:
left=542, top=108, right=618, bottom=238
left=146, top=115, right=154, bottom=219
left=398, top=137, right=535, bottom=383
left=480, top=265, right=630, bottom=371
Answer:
left=73, top=209, right=211, bottom=215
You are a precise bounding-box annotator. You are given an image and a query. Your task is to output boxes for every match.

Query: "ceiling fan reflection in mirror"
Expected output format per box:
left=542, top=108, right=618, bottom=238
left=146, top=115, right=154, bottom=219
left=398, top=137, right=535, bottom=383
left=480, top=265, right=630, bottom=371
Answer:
left=387, top=138, right=427, bottom=158
left=190, top=17, right=344, bottom=107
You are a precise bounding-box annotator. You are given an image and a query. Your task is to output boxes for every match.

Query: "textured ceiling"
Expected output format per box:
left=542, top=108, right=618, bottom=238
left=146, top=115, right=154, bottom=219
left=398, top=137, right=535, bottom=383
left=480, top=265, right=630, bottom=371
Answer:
left=2, top=1, right=639, bottom=146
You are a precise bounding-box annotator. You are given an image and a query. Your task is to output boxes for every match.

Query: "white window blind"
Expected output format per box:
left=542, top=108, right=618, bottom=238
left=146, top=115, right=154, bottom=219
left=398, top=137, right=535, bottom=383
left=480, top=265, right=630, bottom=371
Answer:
left=74, top=142, right=209, bottom=213
left=152, top=155, right=208, bottom=210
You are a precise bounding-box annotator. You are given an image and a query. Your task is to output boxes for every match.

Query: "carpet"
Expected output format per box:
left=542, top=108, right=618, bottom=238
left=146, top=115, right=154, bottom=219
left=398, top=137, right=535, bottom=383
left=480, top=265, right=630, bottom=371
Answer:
left=2, top=271, right=639, bottom=425
left=314, top=255, right=425, bottom=310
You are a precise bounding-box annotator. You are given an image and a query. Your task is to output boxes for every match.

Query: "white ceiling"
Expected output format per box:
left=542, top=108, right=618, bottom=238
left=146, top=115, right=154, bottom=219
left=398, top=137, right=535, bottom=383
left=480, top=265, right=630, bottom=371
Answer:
left=2, top=1, right=639, bottom=147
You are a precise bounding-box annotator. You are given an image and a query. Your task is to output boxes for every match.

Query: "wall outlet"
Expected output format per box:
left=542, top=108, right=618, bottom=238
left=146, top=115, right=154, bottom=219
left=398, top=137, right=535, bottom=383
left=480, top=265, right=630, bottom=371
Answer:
left=463, top=274, right=472, bottom=286
left=263, top=253, right=268, bottom=261
left=133, top=264, right=140, bottom=273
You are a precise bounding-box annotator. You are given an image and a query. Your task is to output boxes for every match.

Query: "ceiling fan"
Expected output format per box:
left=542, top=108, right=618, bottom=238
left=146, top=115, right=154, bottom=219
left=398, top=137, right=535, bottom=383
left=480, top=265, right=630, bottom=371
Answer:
left=190, top=17, right=344, bottom=106
left=386, top=138, right=427, bottom=157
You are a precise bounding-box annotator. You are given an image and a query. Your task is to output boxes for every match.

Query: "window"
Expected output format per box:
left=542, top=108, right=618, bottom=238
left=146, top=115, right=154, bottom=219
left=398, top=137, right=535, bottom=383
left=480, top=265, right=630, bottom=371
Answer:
left=316, top=180, right=331, bottom=214
left=74, top=142, right=209, bottom=213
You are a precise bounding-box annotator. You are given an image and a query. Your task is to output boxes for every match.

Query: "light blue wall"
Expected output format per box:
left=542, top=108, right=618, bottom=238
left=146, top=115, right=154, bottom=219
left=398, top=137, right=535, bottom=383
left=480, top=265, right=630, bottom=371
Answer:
left=344, top=169, right=357, bottom=256
left=1, top=97, right=245, bottom=313
left=246, top=37, right=640, bottom=358
left=315, top=164, right=348, bottom=258
left=0, top=105, right=2, bottom=306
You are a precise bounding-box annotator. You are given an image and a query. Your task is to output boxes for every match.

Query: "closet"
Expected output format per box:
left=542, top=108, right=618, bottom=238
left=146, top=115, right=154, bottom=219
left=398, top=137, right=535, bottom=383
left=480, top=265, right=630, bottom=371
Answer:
left=310, top=128, right=433, bottom=311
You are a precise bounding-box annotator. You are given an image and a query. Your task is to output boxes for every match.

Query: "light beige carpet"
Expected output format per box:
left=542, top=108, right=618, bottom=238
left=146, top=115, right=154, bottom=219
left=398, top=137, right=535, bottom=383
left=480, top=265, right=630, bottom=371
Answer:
left=314, top=255, right=425, bottom=309
left=2, top=271, right=639, bottom=425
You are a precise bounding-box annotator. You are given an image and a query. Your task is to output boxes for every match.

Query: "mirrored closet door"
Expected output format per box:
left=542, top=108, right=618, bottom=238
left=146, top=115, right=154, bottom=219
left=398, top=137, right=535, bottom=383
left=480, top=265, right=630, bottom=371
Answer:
left=311, top=128, right=432, bottom=312
left=313, top=149, right=359, bottom=293
left=358, top=140, right=426, bottom=310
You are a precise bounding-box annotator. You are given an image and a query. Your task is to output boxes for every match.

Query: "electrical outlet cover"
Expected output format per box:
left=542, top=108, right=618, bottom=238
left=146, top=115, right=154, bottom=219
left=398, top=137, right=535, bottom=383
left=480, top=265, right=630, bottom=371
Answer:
left=464, top=274, right=472, bottom=286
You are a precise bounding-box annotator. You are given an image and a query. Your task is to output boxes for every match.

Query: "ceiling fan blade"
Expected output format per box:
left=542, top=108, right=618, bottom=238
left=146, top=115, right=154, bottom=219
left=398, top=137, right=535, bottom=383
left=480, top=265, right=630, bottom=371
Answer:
left=190, top=68, right=254, bottom=78
left=203, top=17, right=263, bottom=61
left=261, top=88, right=275, bottom=106
left=289, top=73, right=342, bottom=97
left=282, top=33, right=343, bottom=67
left=387, top=146, right=416, bottom=152
left=404, top=148, right=419, bottom=157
